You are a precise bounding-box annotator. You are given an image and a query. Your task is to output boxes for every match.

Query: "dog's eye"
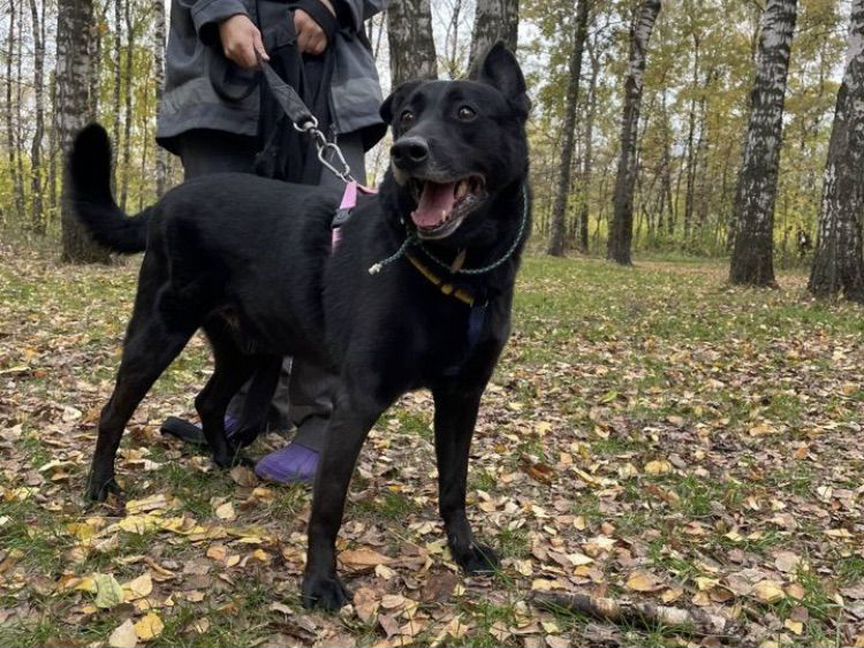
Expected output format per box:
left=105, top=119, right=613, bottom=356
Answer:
left=400, top=110, right=415, bottom=126
left=457, top=106, right=476, bottom=121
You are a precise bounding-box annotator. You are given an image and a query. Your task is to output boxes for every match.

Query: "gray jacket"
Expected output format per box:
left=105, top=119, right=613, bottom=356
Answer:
left=157, top=0, right=387, bottom=153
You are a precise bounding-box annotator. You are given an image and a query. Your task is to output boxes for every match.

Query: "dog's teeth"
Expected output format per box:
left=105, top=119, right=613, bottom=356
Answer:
left=455, top=181, right=468, bottom=200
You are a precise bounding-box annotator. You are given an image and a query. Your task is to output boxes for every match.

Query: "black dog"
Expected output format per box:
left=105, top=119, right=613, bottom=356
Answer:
left=70, top=43, right=531, bottom=611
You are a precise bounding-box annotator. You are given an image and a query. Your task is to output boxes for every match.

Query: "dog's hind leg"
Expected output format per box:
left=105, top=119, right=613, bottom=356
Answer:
left=195, top=323, right=259, bottom=467
left=86, top=308, right=196, bottom=502
left=432, top=384, right=500, bottom=574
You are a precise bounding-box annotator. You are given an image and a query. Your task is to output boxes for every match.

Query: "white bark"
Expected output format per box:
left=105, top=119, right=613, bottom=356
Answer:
left=729, top=0, right=798, bottom=286
left=808, top=0, right=864, bottom=301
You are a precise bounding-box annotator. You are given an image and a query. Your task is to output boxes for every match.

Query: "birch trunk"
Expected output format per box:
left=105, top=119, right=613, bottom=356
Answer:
left=807, top=0, right=864, bottom=302
left=547, top=0, right=590, bottom=257
left=5, top=0, right=25, bottom=222
left=153, top=0, right=168, bottom=195
left=606, top=0, right=662, bottom=265
left=119, top=0, right=134, bottom=210
left=112, top=0, right=122, bottom=186
left=387, top=0, right=437, bottom=86
left=728, top=0, right=798, bottom=287
left=578, top=40, right=601, bottom=253
left=59, top=0, right=110, bottom=263
left=28, top=0, right=46, bottom=234
left=469, top=0, right=519, bottom=62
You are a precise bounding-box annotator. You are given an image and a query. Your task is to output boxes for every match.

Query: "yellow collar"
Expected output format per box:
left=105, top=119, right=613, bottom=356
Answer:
left=405, top=252, right=476, bottom=306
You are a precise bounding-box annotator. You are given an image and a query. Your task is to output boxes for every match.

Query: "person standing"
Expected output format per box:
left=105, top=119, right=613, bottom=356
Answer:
left=156, top=0, right=388, bottom=484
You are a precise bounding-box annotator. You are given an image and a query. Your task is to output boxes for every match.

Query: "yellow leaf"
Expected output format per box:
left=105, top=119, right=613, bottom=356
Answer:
left=126, top=494, right=168, bottom=514
left=134, top=612, right=164, bottom=641
left=94, top=573, right=125, bottom=609
left=644, top=460, right=672, bottom=476
left=122, top=572, right=153, bottom=602
left=753, top=580, right=786, bottom=603
left=206, top=545, right=227, bottom=561
left=118, top=514, right=161, bottom=534
left=215, top=502, right=236, bottom=521
left=749, top=423, right=777, bottom=437
left=531, top=578, right=555, bottom=591
left=251, top=549, right=271, bottom=563
left=627, top=570, right=662, bottom=592
left=784, top=619, right=803, bottom=635
left=695, top=576, right=719, bottom=591
left=338, top=548, right=392, bottom=572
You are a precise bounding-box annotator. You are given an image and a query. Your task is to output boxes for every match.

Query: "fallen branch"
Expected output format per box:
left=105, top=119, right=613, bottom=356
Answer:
left=531, top=592, right=737, bottom=637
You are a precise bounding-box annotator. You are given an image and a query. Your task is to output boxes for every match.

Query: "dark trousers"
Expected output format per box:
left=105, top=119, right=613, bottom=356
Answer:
left=176, top=128, right=366, bottom=450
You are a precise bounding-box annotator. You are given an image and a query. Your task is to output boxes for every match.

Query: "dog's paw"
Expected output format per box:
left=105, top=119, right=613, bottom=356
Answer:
left=85, top=475, right=123, bottom=503
left=453, top=543, right=500, bottom=575
left=301, top=574, right=351, bottom=612
left=212, top=450, right=252, bottom=469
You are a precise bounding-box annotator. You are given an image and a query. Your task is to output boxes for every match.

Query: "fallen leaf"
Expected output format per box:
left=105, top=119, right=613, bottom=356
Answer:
left=108, top=619, right=137, bottom=648
left=134, top=612, right=164, bottom=641
left=627, top=570, right=663, bottom=592
left=94, top=573, right=125, bottom=609
left=215, top=502, right=236, bottom=521
left=753, top=580, right=786, bottom=604
left=122, top=572, right=153, bottom=602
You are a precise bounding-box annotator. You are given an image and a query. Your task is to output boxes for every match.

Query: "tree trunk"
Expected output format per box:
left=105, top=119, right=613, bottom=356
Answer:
left=59, top=0, right=111, bottom=264
left=28, top=0, right=46, bottom=234
left=111, top=0, right=122, bottom=188
left=119, top=0, right=134, bottom=210
left=606, top=0, right=662, bottom=266
left=469, top=0, right=519, bottom=62
left=153, top=0, right=168, bottom=196
left=387, top=0, right=437, bottom=86
left=683, top=35, right=700, bottom=240
left=807, top=0, right=864, bottom=302
left=5, top=0, right=25, bottom=223
left=578, top=39, right=601, bottom=253
left=14, top=0, right=27, bottom=220
left=547, top=0, right=590, bottom=257
left=728, top=0, right=797, bottom=287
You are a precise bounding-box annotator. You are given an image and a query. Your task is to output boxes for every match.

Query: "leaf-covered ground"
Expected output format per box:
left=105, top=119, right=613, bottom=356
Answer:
left=1, top=242, right=864, bottom=648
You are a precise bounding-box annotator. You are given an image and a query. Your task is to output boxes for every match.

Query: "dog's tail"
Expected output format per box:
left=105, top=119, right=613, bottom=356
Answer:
left=68, top=123, right=151, bottom=254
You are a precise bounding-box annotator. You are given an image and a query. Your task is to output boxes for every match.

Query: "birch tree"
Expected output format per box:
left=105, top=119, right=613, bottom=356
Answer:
left=59, top=0, right=110, bottom=263
left=153, top=0, right=168, bottom=196
left=28, top=0, right=46, bottom=233
left=606, top=0, right=662, bottom=265
left=387, top=0, right=438, bottom=86
left=728, top=0, right=798, bottom=287
left=470, top=0, right=519, bottom=61
left=547, top=0, right=590, bottom=257
left=807, top=0, right=864, bottom=302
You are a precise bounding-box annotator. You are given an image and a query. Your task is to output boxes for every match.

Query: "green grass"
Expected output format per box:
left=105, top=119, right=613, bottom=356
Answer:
left=3, top=249, right=864, bottom=647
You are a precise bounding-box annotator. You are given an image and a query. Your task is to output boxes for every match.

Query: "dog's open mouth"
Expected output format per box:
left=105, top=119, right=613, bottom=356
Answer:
left=408, top=176, right=486, bottom=240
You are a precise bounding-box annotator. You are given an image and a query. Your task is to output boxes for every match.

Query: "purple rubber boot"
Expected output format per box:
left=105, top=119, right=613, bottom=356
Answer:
left=254, top=442, right=320, bottom=485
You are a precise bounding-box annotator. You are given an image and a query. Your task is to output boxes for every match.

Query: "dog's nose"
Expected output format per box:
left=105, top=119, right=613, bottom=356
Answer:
left=390, top=137, right=429, bottom=169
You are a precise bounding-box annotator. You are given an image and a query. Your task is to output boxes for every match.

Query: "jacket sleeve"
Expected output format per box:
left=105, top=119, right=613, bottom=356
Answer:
left=337, top=0, right=388, bottom=32
left=179, top=0, right=249, bottom=43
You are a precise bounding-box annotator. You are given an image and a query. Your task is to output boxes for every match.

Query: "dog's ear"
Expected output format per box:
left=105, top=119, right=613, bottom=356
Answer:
left=469, top=42, right=531, bottom=116
left=380, top=80, right=423, bottom=124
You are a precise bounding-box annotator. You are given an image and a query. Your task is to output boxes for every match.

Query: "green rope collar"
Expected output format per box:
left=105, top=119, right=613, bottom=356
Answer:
left=368, top=185, right=529, bottom=276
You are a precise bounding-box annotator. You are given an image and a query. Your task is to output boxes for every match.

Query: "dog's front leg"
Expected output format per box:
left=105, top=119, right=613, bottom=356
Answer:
left=301, top=391, right=385, bottom=611
left=432, top=385, right=500, bottom=574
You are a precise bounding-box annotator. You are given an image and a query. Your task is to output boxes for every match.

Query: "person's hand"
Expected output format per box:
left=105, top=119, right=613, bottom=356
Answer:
left=218, top=14, right=269, bottom=69
left=295, top=0, right=336, bottom=56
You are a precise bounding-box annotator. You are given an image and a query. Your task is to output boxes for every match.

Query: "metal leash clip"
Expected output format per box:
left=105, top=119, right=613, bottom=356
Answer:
left=293, top=116, right=354, bottom=183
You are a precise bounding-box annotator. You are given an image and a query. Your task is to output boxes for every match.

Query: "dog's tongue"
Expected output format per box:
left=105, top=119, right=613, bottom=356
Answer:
left=412, top=181, right=456, bottom=228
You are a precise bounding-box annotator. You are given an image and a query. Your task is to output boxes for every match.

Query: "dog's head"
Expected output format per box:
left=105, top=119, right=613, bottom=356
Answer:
left=380, top=43, right=530, bottom=245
